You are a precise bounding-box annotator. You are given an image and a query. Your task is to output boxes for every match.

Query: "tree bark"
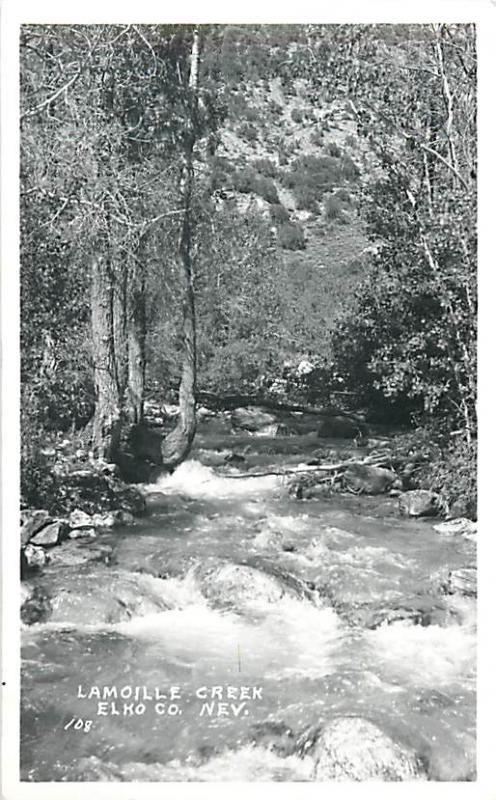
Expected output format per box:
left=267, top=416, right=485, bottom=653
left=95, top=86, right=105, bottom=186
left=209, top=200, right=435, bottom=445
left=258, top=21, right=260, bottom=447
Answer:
left=161, top=28, right=200, bottom=470
left=90, top=255, right=122, bottom=460
left=113, top=257, right=128, bottom=401
left=126, top=254, right=146, bottom=424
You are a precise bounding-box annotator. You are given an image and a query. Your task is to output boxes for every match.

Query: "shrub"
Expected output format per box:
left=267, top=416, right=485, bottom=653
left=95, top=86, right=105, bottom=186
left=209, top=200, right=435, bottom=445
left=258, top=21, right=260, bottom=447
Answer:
left=252, top=158, right=278, bottom=178
left=278, top=221, right=306, bottom=250
left=309, top=129, right=324, bottom=147
left=256, top=177, right=279, bottom=204
left=324, top=195, right=348, bottom=223
left=294, top=184, right=320, bottom=213
left=238, top=122, right=258, bottom=142
left=232, top=168, right=258, bottom=194
left=333, top=188, right=352, bottom=204
left=269, top=204, right=290, bottom=224
left=340, top=154, right=361, bottom=180
left=290, top=107, right=304, bottom=124
left=268, top=100, right=283, bottom=117
left=325, top=141, right=341, bottom=158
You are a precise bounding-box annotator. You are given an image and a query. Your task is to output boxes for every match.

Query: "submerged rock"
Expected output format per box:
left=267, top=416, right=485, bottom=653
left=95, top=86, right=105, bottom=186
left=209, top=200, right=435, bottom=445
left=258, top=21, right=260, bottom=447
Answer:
left=342, top=464, right=402, bottom=495
left=248, top=721, right=297, bottom=756
left=427, top=734, right=476, bottom=781
left=46, top=541, right=113, bottom=568
left=200, top=563, right=294, bottom=608
left=301, top=717, right=424, bottom=781
left=398, top=490, right=441, bottom=517
left=44, top=569, right=172, bottom=625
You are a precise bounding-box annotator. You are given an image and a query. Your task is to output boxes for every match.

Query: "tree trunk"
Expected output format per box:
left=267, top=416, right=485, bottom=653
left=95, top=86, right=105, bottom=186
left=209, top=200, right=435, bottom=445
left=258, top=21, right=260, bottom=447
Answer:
left=126, top=255, right=146, bottom=424
left=113, top=257, right=128, bottom=402
left=91, top=255, right=122, bottom=460
left=161, top=28, right=200, bottom=470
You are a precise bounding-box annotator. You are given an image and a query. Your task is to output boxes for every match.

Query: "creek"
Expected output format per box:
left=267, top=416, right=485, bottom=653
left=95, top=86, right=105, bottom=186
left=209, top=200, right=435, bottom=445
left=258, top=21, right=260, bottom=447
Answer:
left=21, top=415, right=476, bottom=782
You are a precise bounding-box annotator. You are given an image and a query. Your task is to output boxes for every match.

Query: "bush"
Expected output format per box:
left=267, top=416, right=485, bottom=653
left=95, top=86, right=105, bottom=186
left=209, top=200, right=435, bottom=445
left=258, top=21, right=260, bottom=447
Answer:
left=269, top=204, right=290, bottom=224
left=333, top=188, right=352, bottom=204
left=309, top=129, right=324, bottom=147
left=324, top=195, right=348, bottom=224
left=256, top=177, right=279, bottom=204
left=294, top=184, right=320, bottom=213
left=340, top=154, right=361, bottom=180
left=238, top=122, right=258, bottom=142
left=232, top=168, right=258, bottom=194
left=325, top=141, right=341, bottom=158
left=424, top=435, right=477, bottom=519
left=252, top=158, right=278, bottom=178
left=290, top=107, right=304, bottom=124
left=278, top=221, right=306, bottom=250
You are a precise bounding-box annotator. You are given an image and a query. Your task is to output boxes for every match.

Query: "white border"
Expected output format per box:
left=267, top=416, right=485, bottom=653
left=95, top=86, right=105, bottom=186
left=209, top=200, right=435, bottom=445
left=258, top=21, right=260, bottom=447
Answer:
left=2, top=1, right=495, bottom=798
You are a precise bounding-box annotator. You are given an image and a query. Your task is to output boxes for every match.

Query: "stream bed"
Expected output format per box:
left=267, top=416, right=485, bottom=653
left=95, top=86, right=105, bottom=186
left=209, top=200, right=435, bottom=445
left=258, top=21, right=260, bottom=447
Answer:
left=20, top=420, right=476, bottom=782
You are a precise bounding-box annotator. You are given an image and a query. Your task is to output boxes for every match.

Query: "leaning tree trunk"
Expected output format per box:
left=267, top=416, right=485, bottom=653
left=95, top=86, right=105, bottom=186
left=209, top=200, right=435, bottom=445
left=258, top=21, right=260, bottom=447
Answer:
left=91, top=255, right=122, bottom=460
left=161, top=29, right=200, bottom=470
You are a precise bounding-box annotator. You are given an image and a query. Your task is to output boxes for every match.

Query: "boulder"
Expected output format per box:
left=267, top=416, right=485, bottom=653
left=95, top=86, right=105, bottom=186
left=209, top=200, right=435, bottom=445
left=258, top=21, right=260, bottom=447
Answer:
left=47, top=541, right=113, bottom=568
left=23, top=544, right=49, bottom=570
left=318, top=416, right=364, bottom=439
left=30, top=520, right=68, bottom=547
left=200, top=563, right=293, bottom=608
left=20, top=510, right=51, bottom=546
left=69, top=509, right=94, bottom=529
left=398, top=490, right=441, bottom=517
left=304, top=717, right=424, bottom=781
left=46, top=570, right=173, bottom=625
left=433, top=518, right=476, bottom=537
left=91, top=512, right=117, bottom=528
left=68, top=526, right=97, bottom=540
left=231, top=407, right=277, bottom=433
left=342, top=464, right=402, bottom=495
left=440, top=567, right=476, bottom=598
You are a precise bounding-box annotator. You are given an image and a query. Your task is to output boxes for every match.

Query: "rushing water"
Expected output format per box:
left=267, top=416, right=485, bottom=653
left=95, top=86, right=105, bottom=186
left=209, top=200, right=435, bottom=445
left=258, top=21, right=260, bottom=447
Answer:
left=21, top=418, right=476, bottom=782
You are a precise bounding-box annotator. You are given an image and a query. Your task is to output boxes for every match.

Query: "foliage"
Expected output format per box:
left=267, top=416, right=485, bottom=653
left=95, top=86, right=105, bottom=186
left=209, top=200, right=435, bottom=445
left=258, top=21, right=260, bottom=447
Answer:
left=324, top=195, right=348, bottom=224
left=277, top=221, right=306, bottom=250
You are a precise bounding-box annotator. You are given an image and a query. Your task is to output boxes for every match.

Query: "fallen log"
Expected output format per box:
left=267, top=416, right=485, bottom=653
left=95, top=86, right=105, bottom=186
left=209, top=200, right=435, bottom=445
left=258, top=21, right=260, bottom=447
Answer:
left=223, top=455, right=391, bottom=479
left=197, top=390, right=358, bottom=418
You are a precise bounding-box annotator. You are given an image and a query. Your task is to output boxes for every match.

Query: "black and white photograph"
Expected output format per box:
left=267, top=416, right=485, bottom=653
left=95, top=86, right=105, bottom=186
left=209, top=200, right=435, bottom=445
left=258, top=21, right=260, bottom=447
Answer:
left=2, top=1, right=492, bottom=792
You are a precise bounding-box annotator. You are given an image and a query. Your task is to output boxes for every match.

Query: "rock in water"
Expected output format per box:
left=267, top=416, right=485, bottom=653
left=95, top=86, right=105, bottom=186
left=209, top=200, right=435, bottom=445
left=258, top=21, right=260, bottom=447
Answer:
left=20, top=509, right=51, bottom=546
left=318, top=416, right=363, bottom=439
left=200, top=563, right=292, bottom=608
left=308, top=718, right=424, bottom=781
left=69, top=509, right=94, bottom=529
left=30, top=520, right=68, bottom=547
left=398, top=490, right=441, bottom=517
left=23, top=544, right=49, bottom=570
left=231, top=406, right=277, bottom=433
left=439, top=567, right=477, bottom=598
left=433, top=518, right=476, bottom=537
left=342, top=464, right=402, bottom=495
